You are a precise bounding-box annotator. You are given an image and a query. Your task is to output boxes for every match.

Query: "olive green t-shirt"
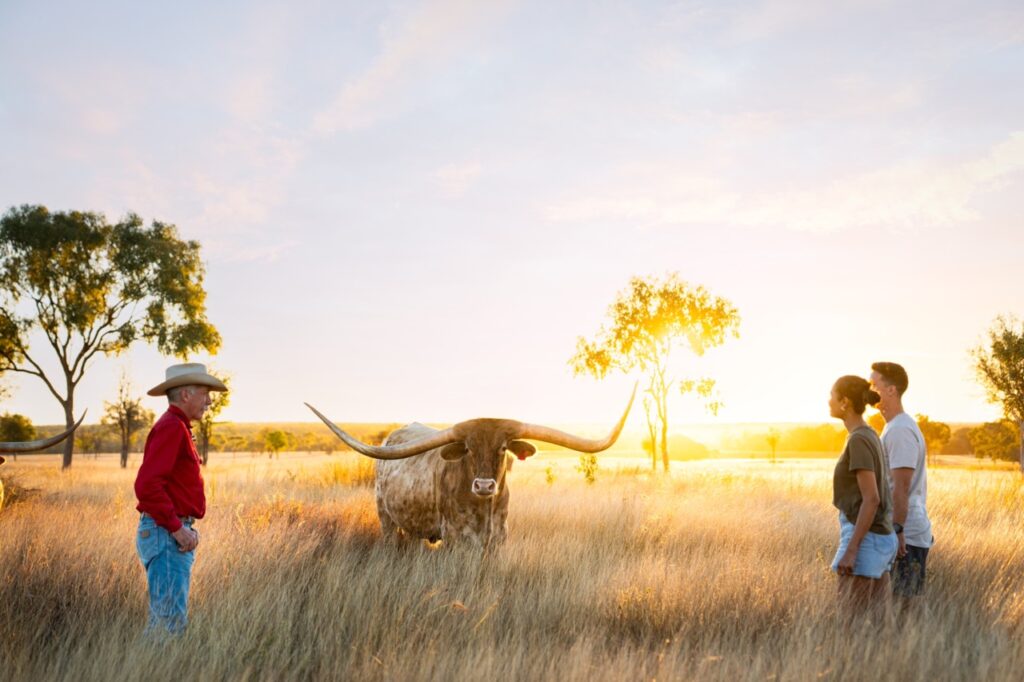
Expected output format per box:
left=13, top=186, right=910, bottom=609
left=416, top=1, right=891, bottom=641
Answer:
left=832, top=426, right=894, bottom=535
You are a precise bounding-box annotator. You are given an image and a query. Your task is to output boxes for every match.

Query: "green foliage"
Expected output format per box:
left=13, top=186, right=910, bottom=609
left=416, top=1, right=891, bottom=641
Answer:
left=0, top=205, right=220, bottom=468
left=968, top=421, right=1021, bottom=462
left=973, top=315, right=1024, bottom=470
left=571, top=273, right=740, bottom=472
left=164, top=422, right=409, bottom=456
left=973, top=316, right=1024, bottom=425
left=916, top=414, right=951, bottom=464
left=576, top=453, right=598, bottom=484
left=264, top=430, right=289, bottom=458
left=0, top=413, right=35, bottom=451
left=944, top=427, right=974, bottom=455
left=74, top=428, right=104, bottom=455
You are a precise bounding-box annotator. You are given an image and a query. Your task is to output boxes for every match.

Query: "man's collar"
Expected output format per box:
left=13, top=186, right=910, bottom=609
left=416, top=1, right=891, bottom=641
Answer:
left=168, top=404, right=193, bottom=428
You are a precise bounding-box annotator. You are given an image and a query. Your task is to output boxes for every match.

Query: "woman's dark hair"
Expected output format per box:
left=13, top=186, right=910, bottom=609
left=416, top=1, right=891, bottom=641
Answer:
left=834, top=375, right=881, bottom=415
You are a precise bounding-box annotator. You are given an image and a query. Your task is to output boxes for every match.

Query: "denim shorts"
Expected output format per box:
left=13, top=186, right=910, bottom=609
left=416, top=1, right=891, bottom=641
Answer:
left=831, top=511, right=898, bottom=579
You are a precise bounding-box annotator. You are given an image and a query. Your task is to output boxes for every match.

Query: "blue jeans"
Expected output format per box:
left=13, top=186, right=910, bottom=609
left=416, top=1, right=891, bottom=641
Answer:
left=136, top=515, right=195, bottom=636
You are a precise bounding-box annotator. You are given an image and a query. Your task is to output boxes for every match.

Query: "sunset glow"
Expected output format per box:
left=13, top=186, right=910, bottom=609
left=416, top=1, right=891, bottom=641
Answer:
left=1, top=0, right=1020, bottom=432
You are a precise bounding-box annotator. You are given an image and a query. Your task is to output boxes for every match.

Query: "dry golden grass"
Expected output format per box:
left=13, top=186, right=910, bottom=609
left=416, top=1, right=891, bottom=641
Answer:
left=1, top=452, right=1023, bottom=681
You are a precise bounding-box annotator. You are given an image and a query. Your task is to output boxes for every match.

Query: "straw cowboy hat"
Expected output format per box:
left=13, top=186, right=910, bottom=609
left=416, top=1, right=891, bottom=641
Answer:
left=148, top=363, right=228, bottom=397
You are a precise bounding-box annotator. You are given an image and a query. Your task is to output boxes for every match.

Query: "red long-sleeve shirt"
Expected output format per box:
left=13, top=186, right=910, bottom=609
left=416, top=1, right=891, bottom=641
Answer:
left=134, top=405, right=205, bottom=533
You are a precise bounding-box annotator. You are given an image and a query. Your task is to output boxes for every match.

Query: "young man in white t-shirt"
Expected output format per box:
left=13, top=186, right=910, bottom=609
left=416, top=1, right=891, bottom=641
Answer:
left=870, top=362, right=933, bottom=599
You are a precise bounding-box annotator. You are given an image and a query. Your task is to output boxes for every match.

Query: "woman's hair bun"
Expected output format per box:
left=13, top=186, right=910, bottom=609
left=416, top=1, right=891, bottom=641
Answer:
left=834, top=375, right=878, bottom=415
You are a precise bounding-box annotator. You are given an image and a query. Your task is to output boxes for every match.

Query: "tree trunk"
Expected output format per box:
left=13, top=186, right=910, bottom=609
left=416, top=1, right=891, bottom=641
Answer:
left=61, top=398, right=74, bottom=470
left=658, top=388, right=669, bottom=474
left=660, top=418, right=669, bottom=473
left=643, top=396, right=657, bottom=471
left=120, top=426, right=129, bottom=468
left=1019, top=419, right=1023, bottom=476
left=649, top=427, right=657, bottom=470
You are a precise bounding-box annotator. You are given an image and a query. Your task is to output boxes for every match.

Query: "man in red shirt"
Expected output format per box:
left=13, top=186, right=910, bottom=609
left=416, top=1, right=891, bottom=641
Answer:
left=135, top=363, right=227, bottom=636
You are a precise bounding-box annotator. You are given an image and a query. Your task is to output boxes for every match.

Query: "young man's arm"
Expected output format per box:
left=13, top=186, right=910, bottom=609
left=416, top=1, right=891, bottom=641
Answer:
left=891, top=468, right=912, bottom=557
left=887, top=426, right=919, bottom=558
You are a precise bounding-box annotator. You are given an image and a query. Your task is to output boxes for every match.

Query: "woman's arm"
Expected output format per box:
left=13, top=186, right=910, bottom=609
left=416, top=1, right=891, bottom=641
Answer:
left=836, top=469, right=881, bottom=576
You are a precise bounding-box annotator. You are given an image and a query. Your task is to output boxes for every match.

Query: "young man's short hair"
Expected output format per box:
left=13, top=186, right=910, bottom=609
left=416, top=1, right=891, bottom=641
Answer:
left=871, top=362, right=909, bottom=396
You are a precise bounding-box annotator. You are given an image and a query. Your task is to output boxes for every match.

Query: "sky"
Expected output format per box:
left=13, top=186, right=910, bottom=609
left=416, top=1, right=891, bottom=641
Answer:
left=1, top=0, right=1022, bottom=433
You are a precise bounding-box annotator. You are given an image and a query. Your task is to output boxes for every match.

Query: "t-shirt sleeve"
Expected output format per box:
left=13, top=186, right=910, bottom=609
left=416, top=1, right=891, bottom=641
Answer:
left=886, top=426, right=919, bottom=469
left=847, top=435, right=877, bottom=473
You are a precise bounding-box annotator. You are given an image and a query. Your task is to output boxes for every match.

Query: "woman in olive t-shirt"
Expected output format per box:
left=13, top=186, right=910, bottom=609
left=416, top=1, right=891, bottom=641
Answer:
left=829, top=375, right=898, bottom=613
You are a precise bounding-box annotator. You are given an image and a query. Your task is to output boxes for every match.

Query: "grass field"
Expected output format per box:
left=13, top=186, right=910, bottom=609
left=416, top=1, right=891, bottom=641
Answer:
left=2, top=451, right=1023, bottom=681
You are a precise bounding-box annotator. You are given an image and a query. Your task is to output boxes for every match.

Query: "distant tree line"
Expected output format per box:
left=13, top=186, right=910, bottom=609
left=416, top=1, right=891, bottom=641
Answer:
left=723, top=416, right=1021, bottom=463
left=2, top=416, right=404, bottom=462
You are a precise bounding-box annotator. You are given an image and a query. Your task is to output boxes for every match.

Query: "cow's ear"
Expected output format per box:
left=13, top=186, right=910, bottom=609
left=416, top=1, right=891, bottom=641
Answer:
left=507, top=440, right=536, bottom=461
left=0, top=455, right=5, bottom=465
left=440, top=442, right=468, bottom=461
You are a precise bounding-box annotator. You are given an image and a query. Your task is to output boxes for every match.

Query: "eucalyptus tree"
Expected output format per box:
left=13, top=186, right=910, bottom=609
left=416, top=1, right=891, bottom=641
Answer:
left=571, top=273, right=740, bottom=472
left=102, top=374, right=155, bottom=468
left=972, top=315, right=1024, bottom=473
left=0, top=205, right=220, bottom=468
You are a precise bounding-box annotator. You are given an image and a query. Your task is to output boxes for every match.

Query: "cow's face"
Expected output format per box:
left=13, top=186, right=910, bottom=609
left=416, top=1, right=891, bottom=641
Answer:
left=442, top=420, right=536, bottom=498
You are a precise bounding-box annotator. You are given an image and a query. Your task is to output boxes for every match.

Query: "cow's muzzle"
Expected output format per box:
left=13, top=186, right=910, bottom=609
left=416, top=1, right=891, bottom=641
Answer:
left=471, top=478, right=497, bottom=497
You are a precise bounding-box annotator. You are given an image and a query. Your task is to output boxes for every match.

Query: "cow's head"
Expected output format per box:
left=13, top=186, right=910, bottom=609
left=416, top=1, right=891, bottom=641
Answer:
left=435, top=419, right=536, bottom=498
left=305, top=383, right=636, bottom=498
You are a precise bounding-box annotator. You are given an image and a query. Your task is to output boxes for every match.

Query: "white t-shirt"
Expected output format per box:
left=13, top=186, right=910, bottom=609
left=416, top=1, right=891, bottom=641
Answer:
left=882, top=412, right=933, bottom=548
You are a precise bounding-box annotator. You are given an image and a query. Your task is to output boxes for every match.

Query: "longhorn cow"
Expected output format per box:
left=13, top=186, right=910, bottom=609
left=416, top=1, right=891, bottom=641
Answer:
left=306, top=387, right=635, bottom=548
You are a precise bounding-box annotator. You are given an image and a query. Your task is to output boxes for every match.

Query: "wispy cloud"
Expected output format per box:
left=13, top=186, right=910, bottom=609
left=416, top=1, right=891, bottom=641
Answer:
left=724, top=0, right=885, bottom=42
left=186, top=127, right=305, bottom=246
left=213, top=238, right=300, bottom=264
left=432, top=160, right=482, bottom=198
left=224, top=73, right=276, bottom=123
left=312, top=0, right=513, bottom=133
left=543, top=131, right=1024, bottom=233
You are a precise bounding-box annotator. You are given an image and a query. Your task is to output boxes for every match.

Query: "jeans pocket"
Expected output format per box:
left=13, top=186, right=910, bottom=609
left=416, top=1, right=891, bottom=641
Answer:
left=137, top=522, right=165, bottom=567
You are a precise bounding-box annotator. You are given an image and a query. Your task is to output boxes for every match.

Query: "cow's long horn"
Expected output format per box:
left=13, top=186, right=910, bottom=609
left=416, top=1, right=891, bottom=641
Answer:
left=305, top=403, right=460, bottom=460
left=0, top=412, right=87, bottom=453
left=516, top=382, right=638, bottom=453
